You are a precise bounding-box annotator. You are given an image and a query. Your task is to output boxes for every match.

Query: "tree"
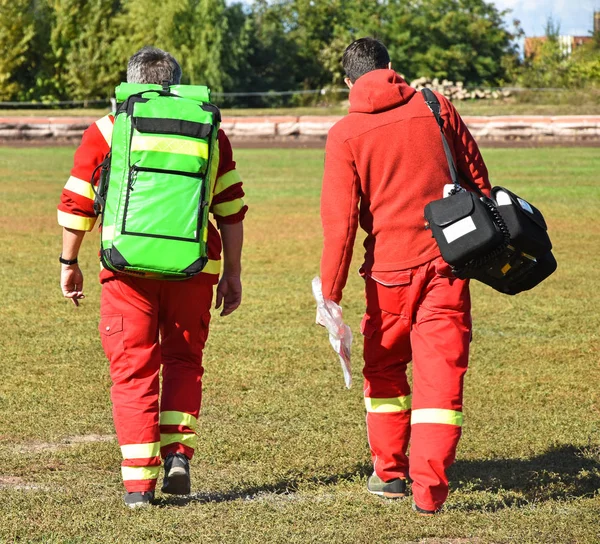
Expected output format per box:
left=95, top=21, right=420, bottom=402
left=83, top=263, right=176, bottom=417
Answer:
left=377, top=0, right=518, bottom=85
left=50, top=0, right=123, bottom=100
left=181, top=0, right=227, bottom=91
left=113, top=0, right=227, bottom=92
left=270, top=0, right=519, bottom=89
left=0, top=0, right=36, bottom=100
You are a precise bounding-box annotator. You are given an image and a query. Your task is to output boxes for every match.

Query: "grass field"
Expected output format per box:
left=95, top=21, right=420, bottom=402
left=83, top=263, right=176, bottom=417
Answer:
left=0, top=145, right=599, bottom=543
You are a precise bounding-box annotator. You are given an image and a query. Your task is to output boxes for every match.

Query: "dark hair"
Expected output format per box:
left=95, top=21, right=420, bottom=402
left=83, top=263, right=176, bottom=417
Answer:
left=342, top=38, right=390, bottom=83
left=127, top=46, right=182, bottom=85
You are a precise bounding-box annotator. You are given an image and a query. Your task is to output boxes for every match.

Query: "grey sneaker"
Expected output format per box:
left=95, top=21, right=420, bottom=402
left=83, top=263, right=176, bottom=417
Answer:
left=124, top=491, right=154, bottom=508
left=367, top=472, right=408, bottom=499
left=161, top=453, right=191, bottom=495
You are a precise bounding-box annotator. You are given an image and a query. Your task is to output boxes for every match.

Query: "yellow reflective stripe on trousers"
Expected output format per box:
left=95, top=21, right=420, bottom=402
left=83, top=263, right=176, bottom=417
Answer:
left=160, top=433, right=197, bottom=448
left=211, top=198, right=245, bottom=218
left=365, top=395, right=412, bottom=413
left=159, top=411, right=197, bottom=429
left=121, top=465, right=160, bottom=481
left=57, top=210, right=97, bottom=231
left=411, top=409, right=463, bottom=426
left=64, top=176, right=95, bottom=200
left=131, top=135, right=209, bottom=159
left=120, top=442, right=160, bottom=460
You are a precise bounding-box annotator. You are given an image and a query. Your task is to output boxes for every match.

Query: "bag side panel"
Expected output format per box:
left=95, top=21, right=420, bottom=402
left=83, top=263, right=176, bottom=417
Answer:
left=101, top=110, right=131, bottom=272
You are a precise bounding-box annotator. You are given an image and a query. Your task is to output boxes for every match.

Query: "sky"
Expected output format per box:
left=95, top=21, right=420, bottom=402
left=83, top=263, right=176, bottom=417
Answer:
left=492, top=0, right=599, bottom=37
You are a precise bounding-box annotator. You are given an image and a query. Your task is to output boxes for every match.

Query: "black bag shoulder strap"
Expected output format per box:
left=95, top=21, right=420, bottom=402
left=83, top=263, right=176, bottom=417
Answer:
left=421, top=88, right=484, bottom=198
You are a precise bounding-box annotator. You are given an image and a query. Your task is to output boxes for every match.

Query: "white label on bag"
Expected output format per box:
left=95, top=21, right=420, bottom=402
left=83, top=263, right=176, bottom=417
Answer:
left=443, top=184, right=465, bottom=198
left=495, top=190, right=512, bottom=206
left=443, top=216, right=477, bottom=243
left=518, top=197, right=533, bottom=214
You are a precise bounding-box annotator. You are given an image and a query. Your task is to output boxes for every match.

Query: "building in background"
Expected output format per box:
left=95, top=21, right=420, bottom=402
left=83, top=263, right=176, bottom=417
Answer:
left=524, top=11, right=599, bottom=58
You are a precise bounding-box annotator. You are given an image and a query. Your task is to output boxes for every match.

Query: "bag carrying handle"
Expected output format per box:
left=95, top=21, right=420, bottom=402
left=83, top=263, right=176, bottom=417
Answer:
left=420, top=88, right=485, bottom=199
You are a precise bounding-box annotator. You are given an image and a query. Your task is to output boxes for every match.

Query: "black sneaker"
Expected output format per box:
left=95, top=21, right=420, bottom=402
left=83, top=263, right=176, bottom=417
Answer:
left=413, top=502, right=439, bottom=516
left=366, top=472, right=408, bottom=499
left=124, top=491, right=154, bottom=508
left=161, top=453, right=191, bottom=495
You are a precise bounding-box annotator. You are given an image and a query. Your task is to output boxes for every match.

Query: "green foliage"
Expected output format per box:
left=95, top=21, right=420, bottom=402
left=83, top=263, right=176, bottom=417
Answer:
left=3, top=0, right=598, bottom=104
left=315, top=0, right=519, bottom=86
left=111, top=0, right=227, bottom=92
left=0, top=0, right=36, bottom=100
left=50, top=0, right=123, bottom=100
left=519, top=19, right=600, bottom=91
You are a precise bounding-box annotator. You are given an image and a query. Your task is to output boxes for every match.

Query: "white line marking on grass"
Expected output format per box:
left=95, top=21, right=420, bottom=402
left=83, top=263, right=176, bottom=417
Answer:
left=0, top=476, right=49, bottom=492
left=17, top=434, right=116, bottom=454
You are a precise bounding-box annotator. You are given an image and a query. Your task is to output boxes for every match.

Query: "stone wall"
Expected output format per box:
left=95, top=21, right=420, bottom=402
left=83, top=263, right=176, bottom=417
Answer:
left=1, top=115, right=599, bottom=142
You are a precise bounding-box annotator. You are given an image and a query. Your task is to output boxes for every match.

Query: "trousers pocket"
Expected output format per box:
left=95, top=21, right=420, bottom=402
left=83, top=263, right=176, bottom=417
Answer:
left=197, top=311, right=211, bottom=349
left=99, top=314, right=124, bottom=359
left=360, top=313, right=377, bottom=339
left=366, top=271, right=412, bottom=317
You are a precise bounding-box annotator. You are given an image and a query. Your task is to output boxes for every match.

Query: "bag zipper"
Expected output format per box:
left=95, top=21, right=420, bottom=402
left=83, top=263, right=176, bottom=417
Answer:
left=132, top=164, right=203, bottom=179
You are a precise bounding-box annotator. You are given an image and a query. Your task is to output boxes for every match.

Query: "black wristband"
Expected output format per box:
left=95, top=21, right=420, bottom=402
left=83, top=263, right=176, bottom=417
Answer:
left=59, top=255, right=78, bottom=265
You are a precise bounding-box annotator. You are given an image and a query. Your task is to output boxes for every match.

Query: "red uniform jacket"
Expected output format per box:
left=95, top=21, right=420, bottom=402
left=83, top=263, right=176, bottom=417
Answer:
left=320, top=69, right=491, bottom=303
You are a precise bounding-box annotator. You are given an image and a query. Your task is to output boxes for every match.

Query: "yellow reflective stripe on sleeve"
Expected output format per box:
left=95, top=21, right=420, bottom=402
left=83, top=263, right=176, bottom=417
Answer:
left=121, top=465, right=160, bottom=481
left=214, top=169, right=242, bottom=196
left=202, top=259, right=221, bottom=275
left=159, top=411, right=197, bottom=429
left=57, top=210, right=97, bottom=231
left=365, top=395, right=412, bottom=413
left=207, top=138, right=220, bottom=208
left=64, top=176, right=95, bottom=200
left=212, top=198, right=244, bottom=218
left=160, top=433, right=197, bottom=449
left=131, top=135, right=209, bottom=159
left=411, top=409, right=463, bottom=426
left=95, top=115, right=114, bottom=146
left=120, top=442, right=160, bottom=460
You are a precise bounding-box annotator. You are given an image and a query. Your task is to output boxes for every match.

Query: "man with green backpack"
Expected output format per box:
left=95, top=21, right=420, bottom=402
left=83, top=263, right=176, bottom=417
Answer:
left=58, top=47, right=247, bottom=508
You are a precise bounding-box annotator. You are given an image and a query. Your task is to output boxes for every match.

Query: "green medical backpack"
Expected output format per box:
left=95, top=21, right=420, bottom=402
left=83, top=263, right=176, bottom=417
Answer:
left=93, top=82, right=221, bottom=278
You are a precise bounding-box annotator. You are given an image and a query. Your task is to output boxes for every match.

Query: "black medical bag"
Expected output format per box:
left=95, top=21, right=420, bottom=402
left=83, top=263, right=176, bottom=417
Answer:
left=421, top=89, right=556, bottom=295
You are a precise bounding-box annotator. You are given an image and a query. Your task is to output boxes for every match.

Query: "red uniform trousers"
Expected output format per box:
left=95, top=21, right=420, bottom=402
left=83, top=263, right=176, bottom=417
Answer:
left=99, top=276, right=213, bottom=493
left=362, top=256, right=471, bottom=511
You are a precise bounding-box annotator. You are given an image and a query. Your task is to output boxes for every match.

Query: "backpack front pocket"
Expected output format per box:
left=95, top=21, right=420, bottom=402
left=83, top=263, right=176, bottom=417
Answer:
left=122, top=167, right=203, bottom=242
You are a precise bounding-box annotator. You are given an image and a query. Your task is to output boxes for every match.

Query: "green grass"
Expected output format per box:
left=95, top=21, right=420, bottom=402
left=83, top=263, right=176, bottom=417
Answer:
left=0, top=146, right=599, bottom=543
left=2, top=99, right=600, bottom=119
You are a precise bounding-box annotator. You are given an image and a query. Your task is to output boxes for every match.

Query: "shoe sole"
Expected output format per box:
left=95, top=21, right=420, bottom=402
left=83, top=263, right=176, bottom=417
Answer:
left=126, top=501, right=152, bottom=509
left=413, top=503, right=437, bottom=516
left=161, top=466, right=191, bottom=495
left=367, top=488, right=407, bottom=499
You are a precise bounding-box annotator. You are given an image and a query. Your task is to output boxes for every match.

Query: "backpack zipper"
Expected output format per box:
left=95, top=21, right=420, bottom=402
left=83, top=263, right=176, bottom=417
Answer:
left=132, top=165, right=204, bottom=179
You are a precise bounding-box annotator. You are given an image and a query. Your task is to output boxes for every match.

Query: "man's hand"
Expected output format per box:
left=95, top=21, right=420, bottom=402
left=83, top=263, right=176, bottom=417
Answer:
left=215, top=274, right=242, bottom=316
left=61, top=264, right=85, bottom=307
